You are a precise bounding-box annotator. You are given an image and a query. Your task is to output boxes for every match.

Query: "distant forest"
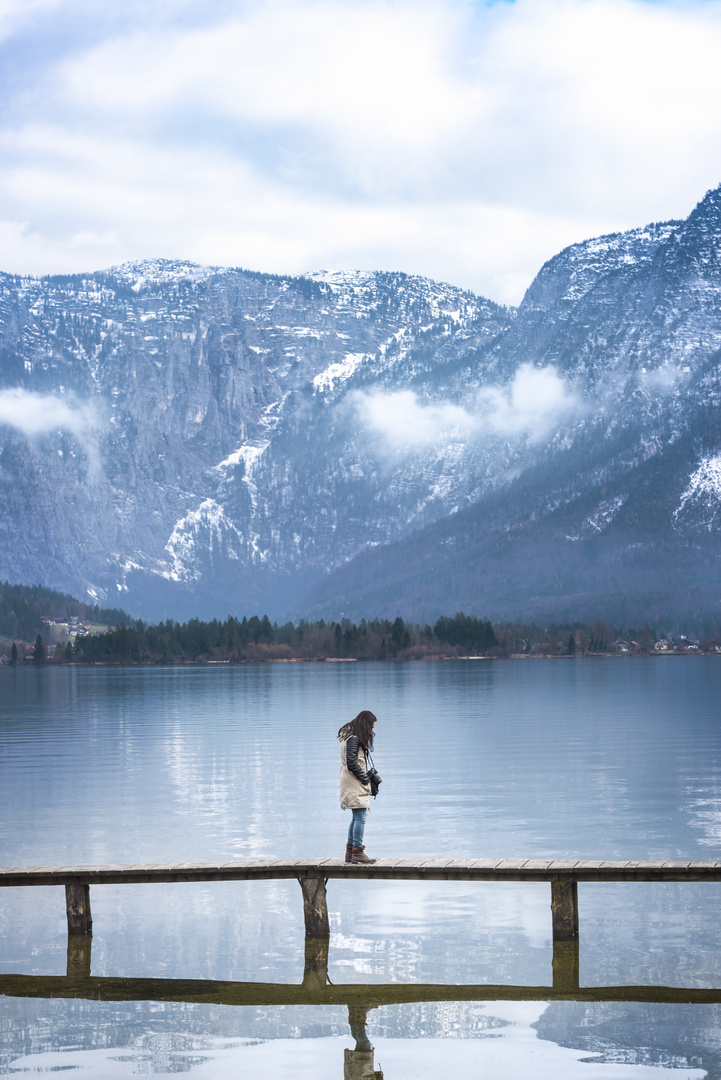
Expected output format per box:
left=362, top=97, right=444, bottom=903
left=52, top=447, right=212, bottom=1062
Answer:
left=68, top=611, right=499, bottom=663
left=1, top=581, right=719, bottom=665
left=7, top=613, right=720, bottom=665
left=61, top=614, right=718, bottom=664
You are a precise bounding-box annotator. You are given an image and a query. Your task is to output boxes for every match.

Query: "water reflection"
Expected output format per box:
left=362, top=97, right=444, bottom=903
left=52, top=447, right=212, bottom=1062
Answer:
left=0, top=995, right=713, bottom=1079
left=3, top=660, right=721, bottom=1077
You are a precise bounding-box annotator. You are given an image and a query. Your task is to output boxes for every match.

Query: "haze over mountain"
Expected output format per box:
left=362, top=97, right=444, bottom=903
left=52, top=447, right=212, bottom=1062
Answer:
left=2, top=186, right=721, bottom=625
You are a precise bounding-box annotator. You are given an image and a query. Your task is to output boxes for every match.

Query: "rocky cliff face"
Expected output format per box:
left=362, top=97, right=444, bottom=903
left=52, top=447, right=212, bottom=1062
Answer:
left=2, top=187, right=721, bottom=624
left=0, top=261, right=511, bottom=617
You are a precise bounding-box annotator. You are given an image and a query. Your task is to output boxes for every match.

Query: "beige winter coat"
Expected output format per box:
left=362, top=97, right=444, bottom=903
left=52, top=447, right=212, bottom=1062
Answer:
left=339, top=736, right=371, bottom=810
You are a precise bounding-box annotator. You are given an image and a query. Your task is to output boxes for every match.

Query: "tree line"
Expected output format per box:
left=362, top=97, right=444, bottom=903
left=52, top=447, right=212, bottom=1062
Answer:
left=5, top=608, right=721, bottom=666
left=18, top=612, right=499, bottom=664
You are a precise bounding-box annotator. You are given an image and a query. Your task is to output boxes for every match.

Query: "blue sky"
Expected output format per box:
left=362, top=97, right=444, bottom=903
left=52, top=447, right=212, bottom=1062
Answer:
left=1, top=0, right=720, bottom=303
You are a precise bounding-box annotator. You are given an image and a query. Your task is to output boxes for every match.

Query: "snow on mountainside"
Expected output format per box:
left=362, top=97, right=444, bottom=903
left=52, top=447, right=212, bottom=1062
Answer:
left=108, top=259, right=229, bottom=290
left=2, top=187, right=721, bottom=624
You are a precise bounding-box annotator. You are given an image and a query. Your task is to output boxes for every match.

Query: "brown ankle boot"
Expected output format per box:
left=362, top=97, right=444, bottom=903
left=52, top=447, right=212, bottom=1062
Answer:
left=345, top=843, right=353, bottom=863
left=350, top=845, right=377, bottom=864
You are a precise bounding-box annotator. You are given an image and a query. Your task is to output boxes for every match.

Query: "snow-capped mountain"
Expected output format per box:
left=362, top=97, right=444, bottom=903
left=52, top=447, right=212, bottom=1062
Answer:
left=2, top=186, right=721, bottom=624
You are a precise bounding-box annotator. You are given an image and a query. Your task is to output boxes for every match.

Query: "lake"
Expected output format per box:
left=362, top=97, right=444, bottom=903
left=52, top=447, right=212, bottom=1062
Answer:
left=1, top=657, right=720, bottom=1078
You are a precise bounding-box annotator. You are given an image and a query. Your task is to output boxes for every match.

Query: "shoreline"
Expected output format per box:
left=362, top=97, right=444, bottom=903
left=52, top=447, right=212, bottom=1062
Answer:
left=2, top=651, right=717, bottom=669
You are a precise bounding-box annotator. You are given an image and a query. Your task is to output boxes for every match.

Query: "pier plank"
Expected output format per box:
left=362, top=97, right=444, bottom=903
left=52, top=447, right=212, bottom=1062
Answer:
left=3, top=859, right=721, bottom=888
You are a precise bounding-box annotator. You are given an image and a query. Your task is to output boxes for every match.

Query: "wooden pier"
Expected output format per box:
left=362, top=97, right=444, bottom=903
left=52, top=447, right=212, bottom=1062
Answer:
left=3, top=857, right=721, bottom=943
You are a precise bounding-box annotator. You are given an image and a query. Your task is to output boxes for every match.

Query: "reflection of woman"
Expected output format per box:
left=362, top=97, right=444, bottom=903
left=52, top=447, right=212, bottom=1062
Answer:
left=344, top=1046, right=380, bottom=1080
left=344, top=1005, right=383, bottom=1080
left=338, top=710, right=378, bottom=864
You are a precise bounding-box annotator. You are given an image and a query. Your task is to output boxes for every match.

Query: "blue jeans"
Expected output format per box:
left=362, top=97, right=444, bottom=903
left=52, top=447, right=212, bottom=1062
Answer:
left=347, top=808, right=368, bottom=847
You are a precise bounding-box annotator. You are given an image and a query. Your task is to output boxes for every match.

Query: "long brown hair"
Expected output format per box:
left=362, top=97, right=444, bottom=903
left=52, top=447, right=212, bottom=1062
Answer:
left=338, top=709, right=377, bottom=751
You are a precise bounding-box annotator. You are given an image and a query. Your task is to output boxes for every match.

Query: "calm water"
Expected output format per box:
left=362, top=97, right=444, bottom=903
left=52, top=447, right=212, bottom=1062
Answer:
left=1, top=658, right=721, bottom=1078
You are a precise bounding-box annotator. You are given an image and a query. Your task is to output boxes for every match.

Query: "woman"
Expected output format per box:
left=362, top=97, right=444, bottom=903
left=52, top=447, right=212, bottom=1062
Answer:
left=338, top=709, right=378, bottom=864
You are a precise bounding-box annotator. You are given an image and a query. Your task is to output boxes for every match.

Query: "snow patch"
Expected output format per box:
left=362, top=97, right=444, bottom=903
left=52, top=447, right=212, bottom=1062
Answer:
left=306, top=269, right=378, bottom=291
left=213, top=397, right=289, bottom=520
left=216, top=442, right=267, bottom=475
left=106, top=259, right=226, bottom=291
left=566, top=495, right=627, bottom=541
left=674, top=456, right=721, bottom=530
left=163, top=499, right=244, bottom=582
left=313, top=352, right=368, bottom=393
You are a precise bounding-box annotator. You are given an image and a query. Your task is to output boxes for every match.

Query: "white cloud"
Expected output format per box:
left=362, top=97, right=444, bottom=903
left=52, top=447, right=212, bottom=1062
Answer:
left=0, top=388, right=102, bottom=475
left=70, top=229, right=121, bottom=250
left=1, top=0, right=721, bottom=300
left=479, top=363, right=586, bottom=443
left=353, top=388, right=477, bottom=450
left=641, top=364, right=685, bottom=393
left=0, top=387, right=97, bottom=437
left=0, top=0, right=62, bottom=40
left=353, top=364, right=585, bottom=450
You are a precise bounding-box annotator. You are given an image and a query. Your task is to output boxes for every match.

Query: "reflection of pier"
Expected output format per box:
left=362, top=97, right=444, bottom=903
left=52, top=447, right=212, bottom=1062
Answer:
left=3, top=944, right=721, bottom=1006
left=2, top=937, right=721, bottom=1007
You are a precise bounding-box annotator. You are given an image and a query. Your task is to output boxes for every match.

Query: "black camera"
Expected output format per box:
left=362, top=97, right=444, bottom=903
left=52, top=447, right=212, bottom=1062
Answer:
left=367, top=767, right=382, bottom=796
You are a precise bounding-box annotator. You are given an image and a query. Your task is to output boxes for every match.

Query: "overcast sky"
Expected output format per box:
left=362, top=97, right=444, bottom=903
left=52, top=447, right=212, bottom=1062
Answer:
left=1, top=0, right=720, bottom=303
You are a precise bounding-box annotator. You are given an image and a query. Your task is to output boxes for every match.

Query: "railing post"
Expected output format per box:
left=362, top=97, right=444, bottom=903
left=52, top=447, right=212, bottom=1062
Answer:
left=65, top=882, right=92, bottom=935
left=297, top=876, right=330, bottom=938
left=550, top=878, right=578, bottom=941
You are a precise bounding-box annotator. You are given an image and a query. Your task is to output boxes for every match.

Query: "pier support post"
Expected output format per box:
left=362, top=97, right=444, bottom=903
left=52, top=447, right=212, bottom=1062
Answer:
left=297, top=876, right=330, bottom=938
left=550, top=879, right=578, bottom=941
left=66, top=933, right=92, bottom=979
left=65, top=882, right=92, bottom=935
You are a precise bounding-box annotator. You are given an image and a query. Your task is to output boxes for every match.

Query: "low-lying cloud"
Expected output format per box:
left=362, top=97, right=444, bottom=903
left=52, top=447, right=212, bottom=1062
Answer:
left=0, top=388, right=102, bottom=474
left=353, top=388, right=477, bottom=450
left=479, top=363, right=584, bottom=443
left=353, top=364, right=585, bottom=451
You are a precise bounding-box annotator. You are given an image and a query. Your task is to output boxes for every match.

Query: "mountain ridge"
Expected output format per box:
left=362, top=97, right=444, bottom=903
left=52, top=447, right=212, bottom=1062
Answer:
left=1, top=187, right=720, bottom=622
